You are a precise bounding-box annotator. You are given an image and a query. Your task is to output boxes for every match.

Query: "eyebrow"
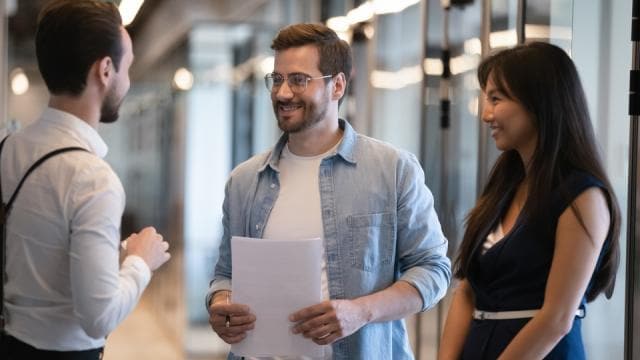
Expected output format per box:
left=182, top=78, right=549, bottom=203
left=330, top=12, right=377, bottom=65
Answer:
left=273, top=71, right=312, bottom=77
left=486, top=88, right=503, bottom=96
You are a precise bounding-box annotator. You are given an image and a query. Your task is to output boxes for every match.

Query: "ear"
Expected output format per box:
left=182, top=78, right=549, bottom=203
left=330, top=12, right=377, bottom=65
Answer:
left=94, top=56, right=114, bottom=88
left=331, top=72, right=347, bottom=101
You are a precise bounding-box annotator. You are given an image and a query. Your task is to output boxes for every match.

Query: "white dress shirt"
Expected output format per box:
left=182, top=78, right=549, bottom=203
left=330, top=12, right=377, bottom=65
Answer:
left=1, top=108, right=151, bottom=351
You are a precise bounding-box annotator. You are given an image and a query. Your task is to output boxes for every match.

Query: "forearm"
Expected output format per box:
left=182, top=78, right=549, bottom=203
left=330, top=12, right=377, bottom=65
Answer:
left=70, top=171, right=146, bottom=338
left=399, top=257, right=450, bottom=311
left=72, top=244, right=150, bottom=338
left=396, top=153, right=451, bottom=311
left=352, top=280, right=422, bottom=324
left=209, top=187, right=233, bottom=306
left=439, top=280, right=474, bottom=360
left=498, top=309, right=571, bottom=359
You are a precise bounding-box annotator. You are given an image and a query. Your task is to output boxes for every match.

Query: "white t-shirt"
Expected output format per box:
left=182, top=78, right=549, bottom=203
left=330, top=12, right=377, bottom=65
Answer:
left=482, top=222, right=505, bottom=254
left=260, top=142, right=339, bottom=360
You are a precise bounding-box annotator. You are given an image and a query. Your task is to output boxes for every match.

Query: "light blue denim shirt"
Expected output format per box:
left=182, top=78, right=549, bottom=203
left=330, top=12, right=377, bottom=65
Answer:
left=208, top=119, right=451, bottom=359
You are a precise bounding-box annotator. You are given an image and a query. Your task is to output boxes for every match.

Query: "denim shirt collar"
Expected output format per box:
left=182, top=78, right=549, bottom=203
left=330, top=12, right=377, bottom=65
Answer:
left=258, top=118, right=357, bottom=173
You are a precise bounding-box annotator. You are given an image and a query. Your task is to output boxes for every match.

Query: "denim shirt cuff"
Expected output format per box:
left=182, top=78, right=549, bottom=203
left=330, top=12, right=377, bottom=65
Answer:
left=205, top=278, right=232, bottom=309
left=399, top=267, right=448, bottom=312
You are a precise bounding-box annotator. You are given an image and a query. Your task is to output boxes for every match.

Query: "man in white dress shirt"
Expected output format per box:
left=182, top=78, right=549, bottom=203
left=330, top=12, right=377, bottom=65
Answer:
left=0, top=1, right=171, bottom=359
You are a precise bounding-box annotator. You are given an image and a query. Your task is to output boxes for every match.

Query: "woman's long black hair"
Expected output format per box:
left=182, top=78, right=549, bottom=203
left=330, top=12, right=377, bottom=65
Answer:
left=454, top=42, right=620, bottom=301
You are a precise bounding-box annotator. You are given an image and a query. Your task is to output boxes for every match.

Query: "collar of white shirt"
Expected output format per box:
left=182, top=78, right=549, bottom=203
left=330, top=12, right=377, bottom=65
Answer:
left=41, top=107, right=108, bottom=158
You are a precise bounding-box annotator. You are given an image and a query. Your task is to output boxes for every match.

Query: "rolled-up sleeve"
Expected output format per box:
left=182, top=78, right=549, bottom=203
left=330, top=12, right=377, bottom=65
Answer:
left=206, top=178, right=233, bottom=308
left=395, top=153, right=451, bottom=311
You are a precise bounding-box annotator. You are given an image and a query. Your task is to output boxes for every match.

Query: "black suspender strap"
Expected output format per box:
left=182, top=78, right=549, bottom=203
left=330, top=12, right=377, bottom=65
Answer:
left=0, top=136, right=88, bottom=332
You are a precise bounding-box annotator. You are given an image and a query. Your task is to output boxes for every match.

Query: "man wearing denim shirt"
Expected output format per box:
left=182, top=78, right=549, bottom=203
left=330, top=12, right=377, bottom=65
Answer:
left=206, top=23, right=451, bottom=359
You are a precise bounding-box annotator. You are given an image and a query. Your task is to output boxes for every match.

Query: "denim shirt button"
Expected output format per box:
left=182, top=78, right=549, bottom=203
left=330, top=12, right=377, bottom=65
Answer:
left=255, top=223, right=261, bottom=229
left=270, top=183, right=276, bottom=189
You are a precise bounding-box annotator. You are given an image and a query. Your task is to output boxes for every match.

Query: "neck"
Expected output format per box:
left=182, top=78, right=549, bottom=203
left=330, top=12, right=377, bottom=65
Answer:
left=287, top=117, right=342, bottom=156
left=517, top=138, right=537, bottom=174
left=514, top=179, right=529, bottom=206
left=49, top=94, right=100, bottom=129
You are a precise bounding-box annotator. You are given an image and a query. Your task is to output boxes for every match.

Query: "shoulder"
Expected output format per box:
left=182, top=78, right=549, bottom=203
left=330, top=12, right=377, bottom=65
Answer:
left=62, top=153, right=124, bottom=204
left=230, top=149, right=271, bottom=175
left=227, top=149, right=272, bottom=184
left=557, top=171, right=610, bottom=241
left=558, top=186, right=610, bottom=246
left=3, top=124, right=122, bottom=199
left=566, top=184, right=609, bottom=220
left=561, top=170, right=604, bottom=189
left=353, top=134, right=419, bottom=166
left=551, top=170, right=605, bottom=214
left=350, top=136, right=427, bottom=194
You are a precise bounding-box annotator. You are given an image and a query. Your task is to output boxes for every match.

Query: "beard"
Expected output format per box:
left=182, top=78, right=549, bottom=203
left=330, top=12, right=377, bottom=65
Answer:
left=99, top=86, right=123, bottom=124
left=273, top=99, right=328, bottom=133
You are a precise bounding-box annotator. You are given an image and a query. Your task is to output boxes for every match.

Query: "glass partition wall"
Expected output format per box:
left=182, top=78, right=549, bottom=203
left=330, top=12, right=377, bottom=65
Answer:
left=0, top=0, right=7, bottom=132
left=420, top=0, right=483, bottom=358
left=572, top=0, right=633, bottom=358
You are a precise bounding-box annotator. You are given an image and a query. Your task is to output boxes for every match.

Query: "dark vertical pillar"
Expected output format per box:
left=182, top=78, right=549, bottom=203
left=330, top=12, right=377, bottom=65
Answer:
left=625, top=1, right=640, bottom=359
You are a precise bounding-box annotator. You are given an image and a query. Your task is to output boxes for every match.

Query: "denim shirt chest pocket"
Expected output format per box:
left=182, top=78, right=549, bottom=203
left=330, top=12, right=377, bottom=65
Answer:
left=347, top=212, right=396, bottom=272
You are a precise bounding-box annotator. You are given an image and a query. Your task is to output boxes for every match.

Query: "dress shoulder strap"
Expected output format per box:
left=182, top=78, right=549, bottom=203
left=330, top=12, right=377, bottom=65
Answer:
left=550, top=170, right=605, bottom=220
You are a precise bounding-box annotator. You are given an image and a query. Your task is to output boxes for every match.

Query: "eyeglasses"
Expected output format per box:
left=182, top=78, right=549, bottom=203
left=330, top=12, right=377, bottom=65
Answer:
left=264, top=72, right=333, bottom=94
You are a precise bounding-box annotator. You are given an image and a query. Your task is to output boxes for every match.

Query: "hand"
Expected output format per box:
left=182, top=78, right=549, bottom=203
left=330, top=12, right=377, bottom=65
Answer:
left=289, top=299, right=369, bottom=345
left=208, top=292, right=256, bottom=344
left=124, top=226, right=170, bottom=271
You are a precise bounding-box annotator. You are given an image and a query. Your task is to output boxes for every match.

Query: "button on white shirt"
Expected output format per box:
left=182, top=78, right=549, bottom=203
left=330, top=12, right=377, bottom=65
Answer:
left=1, top=108, right=151, bottom=351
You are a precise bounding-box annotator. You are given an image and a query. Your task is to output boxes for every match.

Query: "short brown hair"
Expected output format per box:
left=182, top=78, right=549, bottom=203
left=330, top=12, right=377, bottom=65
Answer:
left=36, top=0, right=123, bottom=96
left=271, top=23, right=353, bottom=86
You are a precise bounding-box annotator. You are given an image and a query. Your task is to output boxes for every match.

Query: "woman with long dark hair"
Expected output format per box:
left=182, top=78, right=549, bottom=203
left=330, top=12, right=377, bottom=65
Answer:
left=438, top=42, right=621, bottom=359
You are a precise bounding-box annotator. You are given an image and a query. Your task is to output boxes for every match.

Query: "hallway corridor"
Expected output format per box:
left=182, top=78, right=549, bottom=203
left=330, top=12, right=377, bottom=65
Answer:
left=103, top=295, right=184, bottom=360
left=102, top=293, right=229, bottom=360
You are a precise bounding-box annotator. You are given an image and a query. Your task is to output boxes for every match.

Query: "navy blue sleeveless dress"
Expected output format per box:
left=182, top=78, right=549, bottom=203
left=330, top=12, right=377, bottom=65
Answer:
left=461, top=171, right=605, bottom=359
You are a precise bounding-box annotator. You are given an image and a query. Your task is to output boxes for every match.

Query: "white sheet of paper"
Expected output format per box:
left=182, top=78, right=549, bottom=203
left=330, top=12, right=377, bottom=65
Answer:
left=230, top=236, right=323, bottom=358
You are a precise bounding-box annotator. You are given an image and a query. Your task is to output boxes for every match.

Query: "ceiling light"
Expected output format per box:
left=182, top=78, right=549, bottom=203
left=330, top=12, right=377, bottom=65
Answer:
left=327, top=16, right=351, bottom=33
left=119, top=0, right=145, bottom=26
left=259, top=56, right=274, bottom=76
left=372, top=0, right=420, bottom=15
left=173, top=68, right=194, bottom=91
left=10, top=68, right=29, bottom=95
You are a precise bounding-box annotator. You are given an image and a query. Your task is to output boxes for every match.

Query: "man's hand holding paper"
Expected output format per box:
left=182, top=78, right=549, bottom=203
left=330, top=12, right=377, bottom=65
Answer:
left=209, top=291, right=256, bottom=344
left=289, top=299, right=369, bottom=345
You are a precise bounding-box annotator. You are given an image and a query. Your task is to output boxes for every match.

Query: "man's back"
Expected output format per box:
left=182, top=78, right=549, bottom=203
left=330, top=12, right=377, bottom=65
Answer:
left=1, top=108, right=150, bottom=351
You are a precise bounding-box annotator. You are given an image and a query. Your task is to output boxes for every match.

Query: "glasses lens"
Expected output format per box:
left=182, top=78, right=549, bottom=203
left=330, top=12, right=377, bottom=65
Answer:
left=265, top=73, right=285, bottom=91
left=265, top=74, right=274, bottom=91
left=288, top=74, right=308, bottom=92
left=264, top=74, right=273, bottom=91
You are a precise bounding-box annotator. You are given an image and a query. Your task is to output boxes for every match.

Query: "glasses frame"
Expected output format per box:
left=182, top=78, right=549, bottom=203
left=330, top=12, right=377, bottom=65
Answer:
left=264, top=72, right=334, bottom=94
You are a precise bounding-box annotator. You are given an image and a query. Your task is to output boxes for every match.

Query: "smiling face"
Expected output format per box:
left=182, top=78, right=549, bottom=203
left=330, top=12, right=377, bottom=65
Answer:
left=481, top=74, right=538, bottom=162
left=271, top=45, right=334, bottom=133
